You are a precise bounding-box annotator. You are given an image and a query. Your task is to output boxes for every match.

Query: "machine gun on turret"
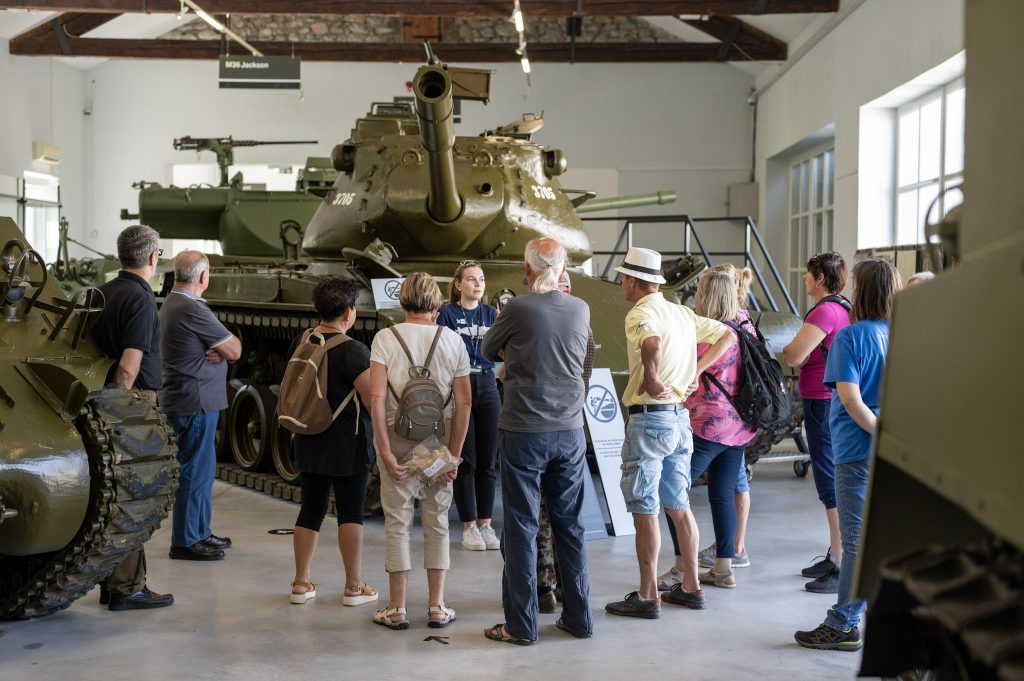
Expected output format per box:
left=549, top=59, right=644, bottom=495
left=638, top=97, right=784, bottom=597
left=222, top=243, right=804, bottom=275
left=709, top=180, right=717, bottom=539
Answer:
left=173, top=136, right=318, bottom=187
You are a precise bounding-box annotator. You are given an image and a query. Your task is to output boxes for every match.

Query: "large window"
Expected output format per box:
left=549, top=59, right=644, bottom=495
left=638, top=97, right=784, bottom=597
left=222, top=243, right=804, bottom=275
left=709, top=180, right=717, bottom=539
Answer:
left=895, top=80, right=965, bottom=244
left=22, top=172, right=61, bottom=264
left=787, top=145, right=835, bottom=314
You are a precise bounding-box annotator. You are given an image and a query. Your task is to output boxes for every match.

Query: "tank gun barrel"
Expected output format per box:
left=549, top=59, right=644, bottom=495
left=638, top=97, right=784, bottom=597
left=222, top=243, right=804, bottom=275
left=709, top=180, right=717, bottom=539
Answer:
left=173, top=136, right=318, bottom=187
left=413, top=66, right=463, bottom=224
left=576, top=191, right=678, bottom=214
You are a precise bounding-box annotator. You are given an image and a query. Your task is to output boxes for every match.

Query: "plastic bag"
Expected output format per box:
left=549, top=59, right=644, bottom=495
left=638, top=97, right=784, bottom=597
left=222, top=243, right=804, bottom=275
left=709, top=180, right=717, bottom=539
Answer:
left=405, top=435, right=461, bottom=499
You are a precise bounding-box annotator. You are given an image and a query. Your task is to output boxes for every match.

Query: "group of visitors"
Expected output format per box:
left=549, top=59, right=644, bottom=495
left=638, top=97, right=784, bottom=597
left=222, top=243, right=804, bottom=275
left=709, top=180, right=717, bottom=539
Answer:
left=91, top=226, right=241, bottom=611
left=94, top=224, right=910, bottom=653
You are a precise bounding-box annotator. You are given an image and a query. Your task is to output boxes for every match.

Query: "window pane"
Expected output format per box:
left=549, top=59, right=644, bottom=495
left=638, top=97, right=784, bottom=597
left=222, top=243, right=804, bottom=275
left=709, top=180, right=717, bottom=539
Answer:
left=800, top=161, right=810, bottom=212
left=918, top=182, right=940, bottom=244
left=824, top=210, right=833, bottom=252
left=789, top=272, right=805, bottom=314
left=814, top=155, right=825, bottom=209
left=943, top=180, right=964, bottom=216
left=897, top=189, right=918, bottom=244
left=791, top=165, right=800, bottom=214
left=825, top=148, right=835, bottom=207
left=813, top=213, right=824, bottom=255
left=945, top=85, right=966, bottom=175
left=898, top=109, right=920, bottom=187
left=790, top=218, right=801, bottom=264
left=919, top=97, right=942, bottom=182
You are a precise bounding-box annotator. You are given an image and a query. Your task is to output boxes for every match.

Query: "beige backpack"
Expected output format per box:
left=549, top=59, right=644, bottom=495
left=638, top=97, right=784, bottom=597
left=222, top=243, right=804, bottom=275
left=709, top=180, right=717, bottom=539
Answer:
left=278, top=329, right=359, bottom=435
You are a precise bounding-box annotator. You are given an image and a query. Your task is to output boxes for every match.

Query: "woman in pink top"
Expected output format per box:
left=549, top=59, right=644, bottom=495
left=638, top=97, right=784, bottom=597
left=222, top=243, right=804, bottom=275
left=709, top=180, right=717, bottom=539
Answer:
left=782, top=251, right=850, bottom=594
left=682, top=269, right=758, bottom=589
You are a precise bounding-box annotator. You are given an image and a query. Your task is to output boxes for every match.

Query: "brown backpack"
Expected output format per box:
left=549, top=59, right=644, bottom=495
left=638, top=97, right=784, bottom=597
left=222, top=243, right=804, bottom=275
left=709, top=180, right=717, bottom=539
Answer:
left=278, top=329, right=359, bottom=435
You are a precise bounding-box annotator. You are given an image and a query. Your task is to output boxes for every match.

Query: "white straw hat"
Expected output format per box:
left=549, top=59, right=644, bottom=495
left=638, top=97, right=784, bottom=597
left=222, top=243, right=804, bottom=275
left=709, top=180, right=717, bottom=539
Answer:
left=614, top=247, right=666, bottom=284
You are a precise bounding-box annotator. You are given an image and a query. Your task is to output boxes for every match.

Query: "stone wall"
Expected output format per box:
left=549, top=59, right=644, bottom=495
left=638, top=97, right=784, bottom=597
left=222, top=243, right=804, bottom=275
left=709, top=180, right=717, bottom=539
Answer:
left=161, top=15, right=680, bottom=43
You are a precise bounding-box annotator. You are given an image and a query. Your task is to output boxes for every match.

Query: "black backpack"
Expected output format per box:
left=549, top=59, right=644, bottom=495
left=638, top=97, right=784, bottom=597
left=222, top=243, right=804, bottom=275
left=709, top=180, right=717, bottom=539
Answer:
left=804, top=295, right=851, bottom=361
left=701, top=320, right=791, bottom=430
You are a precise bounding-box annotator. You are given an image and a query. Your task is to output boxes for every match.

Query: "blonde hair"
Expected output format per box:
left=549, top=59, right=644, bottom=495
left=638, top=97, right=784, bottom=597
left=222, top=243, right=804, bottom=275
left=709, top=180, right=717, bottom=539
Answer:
left=695, top=270, right=740, bottom=322
left=707, top=263, right=754, bottom=308
left=400, top=272, right=445, bottom=313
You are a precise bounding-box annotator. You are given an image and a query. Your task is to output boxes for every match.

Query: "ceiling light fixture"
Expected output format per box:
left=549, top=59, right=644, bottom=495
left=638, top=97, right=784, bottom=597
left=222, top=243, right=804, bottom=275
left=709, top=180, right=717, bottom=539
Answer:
left=183, top=0, right=263, bottom=56
left=512, top=0, right=530, bottom=83
left=679, top=14, right=710, bottom=21
left=520, top=57, right=531, bottom=74
left=513, top=7, right=525, bottom=32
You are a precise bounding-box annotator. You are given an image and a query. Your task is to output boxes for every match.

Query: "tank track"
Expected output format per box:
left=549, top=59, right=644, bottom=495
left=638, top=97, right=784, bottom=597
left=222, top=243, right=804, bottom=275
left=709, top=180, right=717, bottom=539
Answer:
left=862, top=542, right=1024, bottom=680
left=0, top=389, right=178, bottom=619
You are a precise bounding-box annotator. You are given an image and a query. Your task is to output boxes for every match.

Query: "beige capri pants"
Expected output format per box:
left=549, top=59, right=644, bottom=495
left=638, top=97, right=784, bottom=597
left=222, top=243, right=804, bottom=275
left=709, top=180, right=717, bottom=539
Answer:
left=377, top=426, right=454, bottom=573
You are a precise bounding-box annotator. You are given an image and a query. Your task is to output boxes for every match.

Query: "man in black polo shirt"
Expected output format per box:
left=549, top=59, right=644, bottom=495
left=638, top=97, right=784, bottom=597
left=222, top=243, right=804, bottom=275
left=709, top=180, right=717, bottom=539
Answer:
left=90, top=224, right=174, bottom=611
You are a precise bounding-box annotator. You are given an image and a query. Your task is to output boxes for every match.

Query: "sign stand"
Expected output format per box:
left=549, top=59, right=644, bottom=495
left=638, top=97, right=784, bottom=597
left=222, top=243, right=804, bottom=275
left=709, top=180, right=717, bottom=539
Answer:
left=583, top=368, right=634, bottom=537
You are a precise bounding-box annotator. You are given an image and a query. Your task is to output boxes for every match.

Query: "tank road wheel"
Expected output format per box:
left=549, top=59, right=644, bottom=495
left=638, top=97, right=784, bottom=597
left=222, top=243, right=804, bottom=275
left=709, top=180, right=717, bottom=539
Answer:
left=0, top=388, right=178, bottom=619
left=270, top=418, right=299, bottom=484
left=215, top=379, right=243, bottom=462
left=228, top=383, right=275, bottom=472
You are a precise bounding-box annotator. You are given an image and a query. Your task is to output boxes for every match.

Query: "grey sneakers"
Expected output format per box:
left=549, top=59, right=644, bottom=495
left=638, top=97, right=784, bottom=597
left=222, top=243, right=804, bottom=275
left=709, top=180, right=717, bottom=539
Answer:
left=605, top=591, right=662, bottom=619
left=698, top=544, right=751, bottom=569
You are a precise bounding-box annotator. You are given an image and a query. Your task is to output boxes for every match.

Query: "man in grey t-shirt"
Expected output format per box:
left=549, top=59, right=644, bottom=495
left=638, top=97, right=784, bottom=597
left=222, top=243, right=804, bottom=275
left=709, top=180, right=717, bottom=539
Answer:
left=159, top=252, right=241, bottom=561
left=481, top=238, right=593, bottom=645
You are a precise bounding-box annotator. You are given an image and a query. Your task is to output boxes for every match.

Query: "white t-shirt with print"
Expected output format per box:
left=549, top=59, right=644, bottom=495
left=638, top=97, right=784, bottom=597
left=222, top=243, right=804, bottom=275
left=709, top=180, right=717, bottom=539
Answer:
left=369, top=322, right=471, bottom=427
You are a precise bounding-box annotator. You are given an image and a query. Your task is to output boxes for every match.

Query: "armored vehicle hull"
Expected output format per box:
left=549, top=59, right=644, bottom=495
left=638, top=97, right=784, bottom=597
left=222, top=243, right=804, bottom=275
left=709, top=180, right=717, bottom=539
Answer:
left=0, top=218, right=178, bottom=619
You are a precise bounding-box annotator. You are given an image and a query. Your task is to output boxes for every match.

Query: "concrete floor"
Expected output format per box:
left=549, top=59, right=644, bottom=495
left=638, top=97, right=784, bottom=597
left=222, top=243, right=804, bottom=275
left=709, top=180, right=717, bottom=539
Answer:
left=0, top=465, right=863, bottom=681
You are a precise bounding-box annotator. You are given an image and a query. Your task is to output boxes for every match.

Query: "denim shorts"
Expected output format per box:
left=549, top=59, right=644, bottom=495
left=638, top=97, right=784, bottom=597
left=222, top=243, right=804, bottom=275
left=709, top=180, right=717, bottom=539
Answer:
left=619, top=410, right=693, bottom=515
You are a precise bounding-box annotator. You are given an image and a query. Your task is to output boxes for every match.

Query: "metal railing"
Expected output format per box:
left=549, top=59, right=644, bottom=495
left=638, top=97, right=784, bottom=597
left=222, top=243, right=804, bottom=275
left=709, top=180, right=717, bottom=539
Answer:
left=586, top=214, right=798, bottom=315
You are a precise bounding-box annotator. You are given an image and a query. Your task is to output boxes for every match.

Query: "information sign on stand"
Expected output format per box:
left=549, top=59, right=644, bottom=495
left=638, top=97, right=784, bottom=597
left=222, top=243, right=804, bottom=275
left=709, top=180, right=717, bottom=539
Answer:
left=370, top=278, right=405, bottom=310
left=583, top=368, right=634, bottom=537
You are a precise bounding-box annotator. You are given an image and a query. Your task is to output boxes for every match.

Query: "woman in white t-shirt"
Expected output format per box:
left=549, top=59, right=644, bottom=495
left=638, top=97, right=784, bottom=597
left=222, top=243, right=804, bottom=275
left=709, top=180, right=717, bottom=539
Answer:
left=367, top=272, right=472, bottom=631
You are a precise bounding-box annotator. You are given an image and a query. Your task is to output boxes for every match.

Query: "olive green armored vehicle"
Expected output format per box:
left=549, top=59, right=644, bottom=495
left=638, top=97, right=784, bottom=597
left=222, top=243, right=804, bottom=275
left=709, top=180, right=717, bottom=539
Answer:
left=194, top=57, right=802, bottom=498
left=0, top=218, right=178, bottom=619
left=121, top=137, right=333, bottom=258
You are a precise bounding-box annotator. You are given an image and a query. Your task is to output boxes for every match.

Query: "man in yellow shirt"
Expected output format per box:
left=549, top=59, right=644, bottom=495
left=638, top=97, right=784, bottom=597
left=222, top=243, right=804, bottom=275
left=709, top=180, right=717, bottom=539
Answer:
left=605, top=247, right=735, bottom=619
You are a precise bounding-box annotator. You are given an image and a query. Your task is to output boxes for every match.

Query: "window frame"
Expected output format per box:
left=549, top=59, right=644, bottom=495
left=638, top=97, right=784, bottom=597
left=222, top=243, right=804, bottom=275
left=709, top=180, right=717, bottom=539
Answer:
left=786, top=142, right=836, bottom=315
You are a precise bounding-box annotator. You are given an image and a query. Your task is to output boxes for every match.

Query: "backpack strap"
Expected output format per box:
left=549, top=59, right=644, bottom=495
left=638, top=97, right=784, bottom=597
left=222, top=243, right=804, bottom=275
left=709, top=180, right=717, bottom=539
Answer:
left=804, top=295, right=850, bottom=359
left=332, top=388, right=360, bottom=434
left=422, top=326, right=445, bottom=373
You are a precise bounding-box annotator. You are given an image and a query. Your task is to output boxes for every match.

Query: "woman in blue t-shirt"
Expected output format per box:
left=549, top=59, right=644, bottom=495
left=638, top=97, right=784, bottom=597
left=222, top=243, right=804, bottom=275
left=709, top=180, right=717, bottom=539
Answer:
left=794, top=259, right=902, bottom=653
left=436, top=261, right=502, bottom=552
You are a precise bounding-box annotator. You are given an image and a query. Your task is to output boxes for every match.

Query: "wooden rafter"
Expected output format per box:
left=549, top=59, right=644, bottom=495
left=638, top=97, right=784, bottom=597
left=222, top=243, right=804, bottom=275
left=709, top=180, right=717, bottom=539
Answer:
left=682, top=14, right=787, bottom=61
left=11, top=11, right=121, bottom=54
left=0, top=1, right=840, bottom=16
left=8, top=37, right=789, bottom=62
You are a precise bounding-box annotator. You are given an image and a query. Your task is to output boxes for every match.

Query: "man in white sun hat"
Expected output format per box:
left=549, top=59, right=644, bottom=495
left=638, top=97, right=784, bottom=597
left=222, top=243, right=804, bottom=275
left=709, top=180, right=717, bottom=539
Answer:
left=605, top=246, right=735, bottom=620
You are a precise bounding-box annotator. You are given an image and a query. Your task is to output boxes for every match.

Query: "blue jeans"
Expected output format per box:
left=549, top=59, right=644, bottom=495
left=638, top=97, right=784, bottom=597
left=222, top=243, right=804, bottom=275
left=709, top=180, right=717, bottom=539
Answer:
left=824, top=458, right=869, bottom=631
left=619, top=410, right=693, bottom=514
left=168, top=411, right=219, bottom=548
left=803, top=398, right=837, bottom=509
left=499, top=428, right=592, bottom=641
left=689, top=436, right=746, bottom=560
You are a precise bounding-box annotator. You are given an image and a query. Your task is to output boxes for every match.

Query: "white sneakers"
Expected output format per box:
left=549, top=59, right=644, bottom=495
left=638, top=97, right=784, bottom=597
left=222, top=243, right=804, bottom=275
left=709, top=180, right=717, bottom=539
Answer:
left=462, top=524, right=501, bottom=551
left=479, top=524, right=501, bottom=550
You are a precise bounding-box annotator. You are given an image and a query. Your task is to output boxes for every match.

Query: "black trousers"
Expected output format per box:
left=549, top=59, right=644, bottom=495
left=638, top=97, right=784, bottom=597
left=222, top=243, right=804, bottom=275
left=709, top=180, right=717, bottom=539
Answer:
left=453, top=371, right=501, bottom=522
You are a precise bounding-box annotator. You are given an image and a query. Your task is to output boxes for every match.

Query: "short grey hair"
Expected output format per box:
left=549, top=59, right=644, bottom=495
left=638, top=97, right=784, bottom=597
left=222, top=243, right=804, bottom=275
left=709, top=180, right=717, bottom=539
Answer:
left=116, top=225, right=160, bottom=268
left=524, top=238, right=566, bottom=294
left=173, top=251, right=209, bottom=284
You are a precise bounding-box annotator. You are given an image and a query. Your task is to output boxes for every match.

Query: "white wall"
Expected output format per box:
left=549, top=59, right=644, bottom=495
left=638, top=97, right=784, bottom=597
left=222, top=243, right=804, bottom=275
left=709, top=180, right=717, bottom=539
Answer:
left=754, top=0, right=965, bottom=280
left=0, top=40, right=86, bottom=245
left=84, top=59, right=754, bottom=258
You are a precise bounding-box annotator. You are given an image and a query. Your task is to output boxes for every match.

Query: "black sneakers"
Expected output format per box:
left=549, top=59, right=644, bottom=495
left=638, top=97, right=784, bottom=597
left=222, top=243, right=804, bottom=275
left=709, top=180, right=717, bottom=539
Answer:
left=802, top=551, right=838, bottom=578
left=169, top=542, right=225, bottom=561
left=661, top=584, right=707, bottom=610
left=108, top=586, right=174, bottom=611
left=805, top=566, right=840, bottom=594
left=794, top=623, right=863, bottom=651
left=605, top=591, right=662, bottom=619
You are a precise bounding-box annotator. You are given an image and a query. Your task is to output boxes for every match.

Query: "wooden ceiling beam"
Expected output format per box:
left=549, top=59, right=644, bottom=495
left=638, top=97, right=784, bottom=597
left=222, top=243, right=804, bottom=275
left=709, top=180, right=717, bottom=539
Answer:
left=682, top=14, right=787, bottom=61
left=10, top=11, right=122, bottom=54
left=9, top=37, right=788, bottom=62
left=0, top=1, right=841, bottom=16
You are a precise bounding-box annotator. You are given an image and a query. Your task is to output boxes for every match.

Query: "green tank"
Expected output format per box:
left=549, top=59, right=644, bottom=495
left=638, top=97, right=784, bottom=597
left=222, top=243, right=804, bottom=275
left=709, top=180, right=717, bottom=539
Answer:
left=0, top=217, right=178, bottom=619
left=191, top=57, right=800, bottom=499
left=120, top=138, right=333, bottom=258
